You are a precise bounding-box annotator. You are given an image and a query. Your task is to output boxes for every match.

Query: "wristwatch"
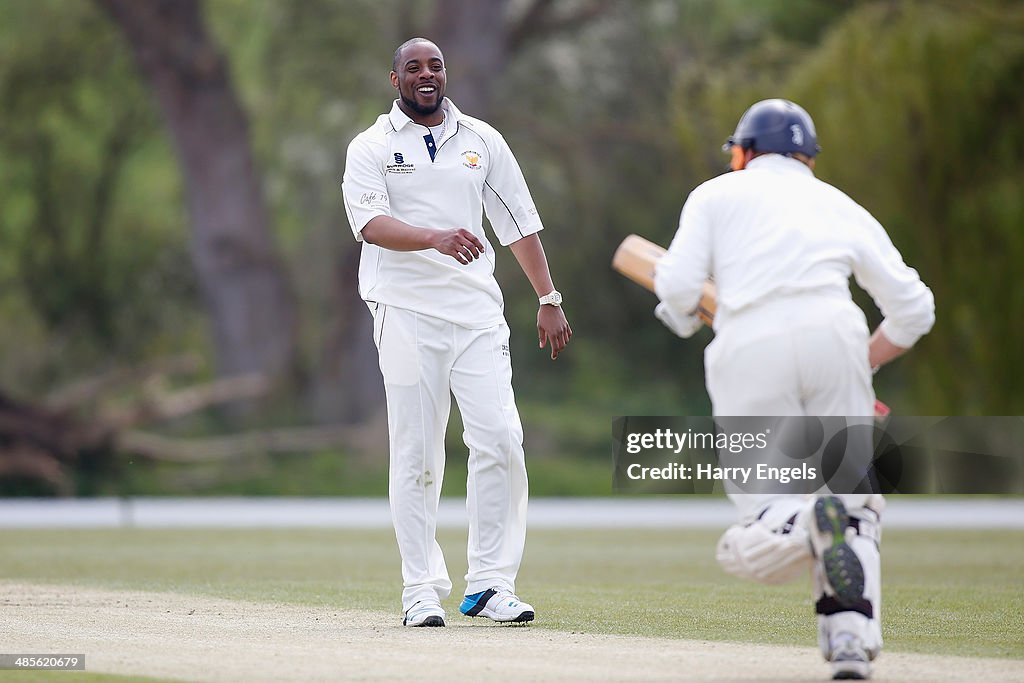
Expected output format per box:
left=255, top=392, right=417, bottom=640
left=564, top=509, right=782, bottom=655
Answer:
left=538, top=290, right=563, bottom=307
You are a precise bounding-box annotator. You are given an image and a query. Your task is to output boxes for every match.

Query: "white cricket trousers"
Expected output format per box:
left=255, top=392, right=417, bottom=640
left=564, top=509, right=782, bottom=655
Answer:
left=705, top=292, right=875, bottom=416
left=372, top=304, right=528, bottom=612
left=707, top=292, right=882, bottom=658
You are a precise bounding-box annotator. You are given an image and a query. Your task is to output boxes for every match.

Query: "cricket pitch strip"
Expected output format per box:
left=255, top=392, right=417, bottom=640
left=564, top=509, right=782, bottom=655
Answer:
left=2, top=581, right=1020, bottom=682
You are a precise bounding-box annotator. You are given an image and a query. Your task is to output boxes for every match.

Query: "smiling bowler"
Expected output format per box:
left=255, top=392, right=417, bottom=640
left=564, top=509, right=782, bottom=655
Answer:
left=342, top=38, right=571, bottom=628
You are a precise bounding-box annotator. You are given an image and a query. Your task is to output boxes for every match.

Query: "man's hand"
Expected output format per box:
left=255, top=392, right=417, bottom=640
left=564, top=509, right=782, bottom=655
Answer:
left=538, top=305, right=572, bottom=360
left=507, top=233, right=569, bottom=358
left=362, top=218, right=483, bottom=264
left=868, top=327, right=910, bottom=369
left=432, top=228, right=485, bottom=265
left=655, top=302, right=703, bottom=338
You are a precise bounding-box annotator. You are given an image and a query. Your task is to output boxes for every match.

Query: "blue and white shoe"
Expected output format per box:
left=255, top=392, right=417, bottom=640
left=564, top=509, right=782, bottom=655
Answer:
left=403, top=600, right=445, bottom=627
left=460, top=588, right=534, bottom=623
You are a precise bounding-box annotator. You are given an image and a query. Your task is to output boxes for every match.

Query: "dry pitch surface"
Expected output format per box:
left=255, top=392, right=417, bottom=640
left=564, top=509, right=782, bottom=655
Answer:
left=3, top=581, right=1022, bottom=682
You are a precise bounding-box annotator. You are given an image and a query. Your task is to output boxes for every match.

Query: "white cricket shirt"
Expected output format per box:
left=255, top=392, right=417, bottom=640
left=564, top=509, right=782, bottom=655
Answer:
left=654, top=154, right=935, bottom=348
left=342, top=98, right=543, bottom=328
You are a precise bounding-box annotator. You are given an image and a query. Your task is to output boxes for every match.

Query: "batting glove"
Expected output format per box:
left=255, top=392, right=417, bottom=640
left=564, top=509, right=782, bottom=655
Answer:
left=655, top=302, right=703, bottom=338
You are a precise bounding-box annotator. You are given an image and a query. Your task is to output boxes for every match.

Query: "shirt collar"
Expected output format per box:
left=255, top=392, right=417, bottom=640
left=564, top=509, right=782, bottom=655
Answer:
left=388, top=97, right=462, bottom=132
left=746, top=153, right=815, bottom=177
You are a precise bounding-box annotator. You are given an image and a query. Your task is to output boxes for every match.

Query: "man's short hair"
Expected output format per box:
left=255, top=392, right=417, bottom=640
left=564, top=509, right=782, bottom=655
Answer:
left=393, top=37, right=439, bottom=72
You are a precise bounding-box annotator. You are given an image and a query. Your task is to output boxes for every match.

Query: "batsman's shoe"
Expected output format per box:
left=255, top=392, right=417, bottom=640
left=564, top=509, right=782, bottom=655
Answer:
left=813, top=496, right=865, bottom=608
left=829, top=632, right=871, bottom=680
left=403, top=600, right=445, bottom=627
left=460, top=588, right=534, bottom=623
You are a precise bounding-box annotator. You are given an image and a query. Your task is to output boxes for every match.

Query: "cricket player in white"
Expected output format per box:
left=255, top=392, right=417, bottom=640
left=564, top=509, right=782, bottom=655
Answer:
left=342, top=38, right=571, bottom=628
left=654, top=100, right=934, bottom=679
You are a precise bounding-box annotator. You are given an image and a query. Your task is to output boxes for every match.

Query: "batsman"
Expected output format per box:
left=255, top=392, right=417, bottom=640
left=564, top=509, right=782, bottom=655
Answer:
left=653, top=100, right=935, bottom=679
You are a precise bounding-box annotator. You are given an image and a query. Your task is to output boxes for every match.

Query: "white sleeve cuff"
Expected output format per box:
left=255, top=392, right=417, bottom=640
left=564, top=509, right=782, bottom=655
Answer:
left=878, top=317, right=922, bottom=349
left=655, top=302, right=703, bottom=339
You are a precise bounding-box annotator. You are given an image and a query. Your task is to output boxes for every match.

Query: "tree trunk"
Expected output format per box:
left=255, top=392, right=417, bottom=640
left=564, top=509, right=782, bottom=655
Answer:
left=427, top=0, right=612, bottom=118
left=95, top=0, right=297, bottom=381
left=311, top=244, right=385, bottom=424
left=429, top=0, right=511, bottom=118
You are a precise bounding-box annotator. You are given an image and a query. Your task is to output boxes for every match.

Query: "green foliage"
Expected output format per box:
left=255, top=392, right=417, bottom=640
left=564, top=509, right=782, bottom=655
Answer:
left=0, top=0, right=1021, bottom=495
left=788, top=1, right=1024, bottom=412
left=670, top=0, right=1024, bottom=413
left=110, top=446, right=610, bottom=498
left=0, top=0, right=200, bottom=388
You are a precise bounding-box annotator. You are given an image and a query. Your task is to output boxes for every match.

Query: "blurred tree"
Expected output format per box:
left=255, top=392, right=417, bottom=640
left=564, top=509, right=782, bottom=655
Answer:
left=789, top=0, right=1024, bottom=413
left=226, top=0, right=621, bottom=422
left=229, top=0, right=397, bottom=423
left=669, top=0, right=1024, bottom=413
left=1, top=4, right=133, bottom=342
left=0, top=0, right=200, bottom=387
left=95, top=0, right=299, bottom=383
left=4, top=0, right=1021, bottom=496
left=431, top=0, right=614, bottom=117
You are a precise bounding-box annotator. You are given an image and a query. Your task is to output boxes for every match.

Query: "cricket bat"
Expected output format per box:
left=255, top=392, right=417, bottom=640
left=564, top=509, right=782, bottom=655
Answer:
left=612, top=233, right=891, bottom=420
left=612, top=234, right=717, bottom=326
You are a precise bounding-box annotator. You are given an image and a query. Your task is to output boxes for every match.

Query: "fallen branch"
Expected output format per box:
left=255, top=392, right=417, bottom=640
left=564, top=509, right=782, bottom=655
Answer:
left=3, top=361, right=275, bottom=495
left=105, top=372, right=271, bottom=429
left=118, top=424, right=356, bottom=462
left=44, top=354, right=202, bottom=411
left=0, top=445, right=75, bottom=496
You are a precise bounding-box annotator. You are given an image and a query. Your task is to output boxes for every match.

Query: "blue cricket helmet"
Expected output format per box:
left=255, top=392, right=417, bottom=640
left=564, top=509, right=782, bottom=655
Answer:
left=723, top=99, right=821, bottom=157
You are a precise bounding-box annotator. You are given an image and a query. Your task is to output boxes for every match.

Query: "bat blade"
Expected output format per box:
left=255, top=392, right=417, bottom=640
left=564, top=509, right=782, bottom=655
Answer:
left=612, top=234, right=666, bottom=292
left=612, top=234, right=717, bottom=326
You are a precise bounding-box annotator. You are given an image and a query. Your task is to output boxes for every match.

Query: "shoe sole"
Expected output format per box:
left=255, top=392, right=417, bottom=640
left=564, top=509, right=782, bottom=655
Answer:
left=404, top=615, right=445, bottom=627
left=815, top=497, right=865, bottom=607
left=503, top=610, right=534, bottom=623
left=462, top=608, right=535, bottom=623
left=832, top=661, right=870, bottom=679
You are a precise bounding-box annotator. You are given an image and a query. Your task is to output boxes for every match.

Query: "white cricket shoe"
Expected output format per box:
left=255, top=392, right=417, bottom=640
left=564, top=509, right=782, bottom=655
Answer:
left=403, top=600, right=445, bottom=627
left=460, top=588, right=534, bottom=623
left=829, top=632, right=871, bottom=680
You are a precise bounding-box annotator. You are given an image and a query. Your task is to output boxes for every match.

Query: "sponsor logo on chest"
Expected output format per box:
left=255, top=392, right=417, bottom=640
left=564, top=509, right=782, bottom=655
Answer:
left=386, top=151, right=415, bottom=174
left=385, top=149, right=485, bottom=175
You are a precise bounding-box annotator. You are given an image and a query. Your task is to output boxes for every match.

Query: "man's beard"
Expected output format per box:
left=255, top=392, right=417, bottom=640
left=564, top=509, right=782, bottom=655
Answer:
left=400, top=89, right=442, bottom=117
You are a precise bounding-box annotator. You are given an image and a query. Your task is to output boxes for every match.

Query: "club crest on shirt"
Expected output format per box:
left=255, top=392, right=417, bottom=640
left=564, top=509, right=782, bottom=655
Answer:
left=387, top=151, right=415, bottom=174
left=461, top=150, right=482, bottom=170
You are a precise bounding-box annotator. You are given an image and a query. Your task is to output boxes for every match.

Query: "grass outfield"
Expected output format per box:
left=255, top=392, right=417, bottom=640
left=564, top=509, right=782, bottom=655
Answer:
left=0, top=527, right=1021, bottom=663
